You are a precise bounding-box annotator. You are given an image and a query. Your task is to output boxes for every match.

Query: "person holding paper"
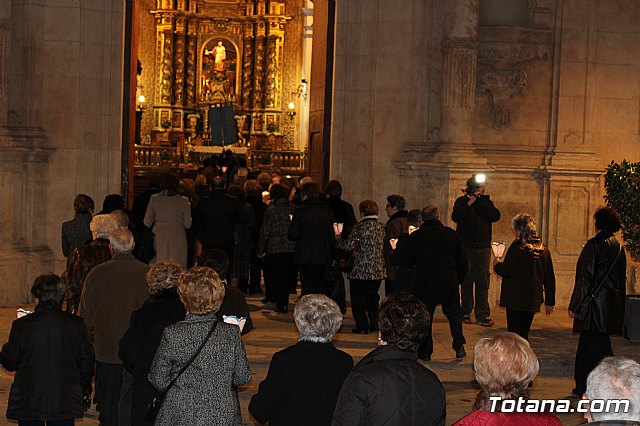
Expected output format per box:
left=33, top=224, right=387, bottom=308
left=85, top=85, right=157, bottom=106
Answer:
left=493, top=214, right=556, bottom=342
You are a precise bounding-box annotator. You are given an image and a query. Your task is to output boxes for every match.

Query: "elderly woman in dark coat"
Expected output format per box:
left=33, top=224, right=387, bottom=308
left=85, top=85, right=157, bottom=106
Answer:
left=494, top=213, right=556, bottom=341
left=569, top=207, right=627, bottom=396
left=0, top=274, right=94, bottom=426
left=149, top=267, right=251, bottom=425
left=249, top=294, right=353, bottom=425
left=339, top=200, right=386, bottom=334
left=119, top=262, right=186, bottom=425
left=332, top=292, right=446, bottom=426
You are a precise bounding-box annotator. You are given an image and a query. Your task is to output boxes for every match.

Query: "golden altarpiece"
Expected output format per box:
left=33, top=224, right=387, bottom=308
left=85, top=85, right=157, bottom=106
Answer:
left=134, top=0, right=306, bottom=176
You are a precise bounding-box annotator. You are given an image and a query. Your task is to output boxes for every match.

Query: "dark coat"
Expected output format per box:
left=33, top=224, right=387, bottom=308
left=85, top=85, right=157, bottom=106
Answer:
left=389, top=232, right=417, bottom=294
left=451, top=195, right=500, bottom=248
left=394, top=220, right=467, bottom=305
left=218, top=283, right=254, bottom=335
left=249, top=341, right=353, bottom=426
left=257, top=198, right=296, bottom=255
left=494, top=238, right=556, bottom=312
left=332, top=346, right=446, bottom=426
left=61, top=212, right=93, bottom=259
left=78, top=253, right=150, bottom=363
left=327, top=196, right=357, bottom=238
left=569, top=232, right=626, bottom=334
left=246, top=193, right=267, bottom=245
left=384, top=210, right=408, bottom=281
left=0, top=305, right=94, bottom=421
left=119, top=289, right=186, bottom=426
left=193, top=188, right=249, bottom=250
left=288, top=198, right=336, bottom=265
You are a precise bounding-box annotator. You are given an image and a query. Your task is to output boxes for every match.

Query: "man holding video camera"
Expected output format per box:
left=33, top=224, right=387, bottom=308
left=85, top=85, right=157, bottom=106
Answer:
left=452, top=174, right=501, bottom=326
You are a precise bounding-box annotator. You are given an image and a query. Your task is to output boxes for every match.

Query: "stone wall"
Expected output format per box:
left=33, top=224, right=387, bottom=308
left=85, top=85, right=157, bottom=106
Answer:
left=0, top=1, right=124, bottom=304
left=330, top=0, right=640, bottom=306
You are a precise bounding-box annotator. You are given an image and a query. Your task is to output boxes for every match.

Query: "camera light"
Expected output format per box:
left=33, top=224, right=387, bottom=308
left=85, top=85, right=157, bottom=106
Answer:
left=474, top=173, right=486, bottom=184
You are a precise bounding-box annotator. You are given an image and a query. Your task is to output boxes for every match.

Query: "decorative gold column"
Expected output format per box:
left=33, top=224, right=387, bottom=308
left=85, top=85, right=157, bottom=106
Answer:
left=253, top=33, right=266, bottom=110
left=437, top=0, right=482, bottom=163
left=241, top=25, right=255, bottom=108
left=185, top=20, right=197, bottom=106
left=173, top=17, right=186, bottom=106
left=155, top=7, right=175, bottom=107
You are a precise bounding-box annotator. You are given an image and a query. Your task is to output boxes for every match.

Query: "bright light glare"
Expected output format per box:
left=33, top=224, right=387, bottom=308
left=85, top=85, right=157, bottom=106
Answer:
left=475, top=173, right=486, bottom=184
left=138, top=95, right=146, bottom=104
left=288, top=102, right=295, bottom=110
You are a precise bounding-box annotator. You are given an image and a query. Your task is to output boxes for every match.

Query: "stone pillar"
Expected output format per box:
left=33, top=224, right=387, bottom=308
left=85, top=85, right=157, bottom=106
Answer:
left=0, top=4, right=9, bottom=126
left=438, top=0, right=482, bottom=163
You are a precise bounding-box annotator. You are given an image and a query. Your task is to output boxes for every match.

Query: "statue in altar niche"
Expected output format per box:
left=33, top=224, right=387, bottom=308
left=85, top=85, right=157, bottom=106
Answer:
left=201, top=39, right=236, bottom=103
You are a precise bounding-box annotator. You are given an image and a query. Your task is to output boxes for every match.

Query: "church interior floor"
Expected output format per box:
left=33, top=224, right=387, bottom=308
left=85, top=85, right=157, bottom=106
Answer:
left=1, top=293, right=639, bottom=425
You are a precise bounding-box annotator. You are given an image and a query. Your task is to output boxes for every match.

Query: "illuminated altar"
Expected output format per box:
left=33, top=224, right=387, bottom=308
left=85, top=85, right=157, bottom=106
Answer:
left=134, top=0, right=308, bottom=175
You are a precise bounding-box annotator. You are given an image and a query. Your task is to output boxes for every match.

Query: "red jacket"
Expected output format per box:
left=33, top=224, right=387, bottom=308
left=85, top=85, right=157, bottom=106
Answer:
left=454, top=410, right=562, bottom=426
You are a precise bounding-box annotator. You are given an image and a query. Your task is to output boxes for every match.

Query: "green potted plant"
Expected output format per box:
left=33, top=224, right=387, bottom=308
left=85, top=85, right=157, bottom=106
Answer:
left=266, top=123, right=278, bottom=133
left=604, top=160, right=640, bottom=294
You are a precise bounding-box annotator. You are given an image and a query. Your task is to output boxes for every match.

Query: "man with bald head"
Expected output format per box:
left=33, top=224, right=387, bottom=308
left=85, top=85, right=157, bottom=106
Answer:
left=79, top=228, right=149, bottom=426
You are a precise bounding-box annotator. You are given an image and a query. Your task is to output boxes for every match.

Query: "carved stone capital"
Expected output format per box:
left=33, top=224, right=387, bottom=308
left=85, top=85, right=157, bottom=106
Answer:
left=477, top=68, right=527, bottom=129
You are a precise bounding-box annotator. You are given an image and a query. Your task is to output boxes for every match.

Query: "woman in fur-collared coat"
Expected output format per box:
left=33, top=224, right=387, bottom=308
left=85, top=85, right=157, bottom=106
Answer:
left=338, top=200, right=386, bottom=334
left=148, top=267, right=251, bottom=425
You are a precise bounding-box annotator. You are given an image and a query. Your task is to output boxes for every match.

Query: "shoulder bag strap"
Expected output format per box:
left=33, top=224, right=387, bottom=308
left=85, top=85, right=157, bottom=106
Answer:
left=586, top=240, right=623, bottom=300
left=165, top=320, right=218, bottom=393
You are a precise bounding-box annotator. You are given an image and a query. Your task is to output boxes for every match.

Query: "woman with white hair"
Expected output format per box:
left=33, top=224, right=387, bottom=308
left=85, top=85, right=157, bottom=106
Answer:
left=62, top=214, right=117, bottom=314
left=493, top=213, right=556, bottom=341
left=249, top=294, right=353, bottom=425
left=454, top=332, right=561, bottom=425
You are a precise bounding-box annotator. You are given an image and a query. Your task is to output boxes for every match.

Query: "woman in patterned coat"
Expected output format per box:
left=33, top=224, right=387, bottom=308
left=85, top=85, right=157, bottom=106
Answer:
left=148, top=266, right=251, bottom=425
left=339, top=200, right=386, bottom=334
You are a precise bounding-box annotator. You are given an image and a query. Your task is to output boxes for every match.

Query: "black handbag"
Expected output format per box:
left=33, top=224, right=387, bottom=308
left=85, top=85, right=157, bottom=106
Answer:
left=338, top=224, right=360, bottom=273
left=573, top=243, right=622, bottom=321
left=144, top=320, right=218, bottom=422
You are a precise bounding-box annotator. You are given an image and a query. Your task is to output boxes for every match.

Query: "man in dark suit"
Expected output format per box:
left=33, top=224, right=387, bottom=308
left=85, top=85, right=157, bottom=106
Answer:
left=193, top=174, right=249, bottom=279
left=288, top=182, right=336, bottom=296
left=396, top=205, right=467, bottom=360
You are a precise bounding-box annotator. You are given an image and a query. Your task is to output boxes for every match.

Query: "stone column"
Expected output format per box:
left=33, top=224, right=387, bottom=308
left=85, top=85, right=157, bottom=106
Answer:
left=437, top=0, right=482, bottom=163
left=0, top=6, right=9, bottom=126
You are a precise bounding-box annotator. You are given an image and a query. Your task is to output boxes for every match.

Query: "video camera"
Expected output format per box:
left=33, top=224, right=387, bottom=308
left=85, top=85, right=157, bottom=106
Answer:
left=463, top=173, right=487, bottom=197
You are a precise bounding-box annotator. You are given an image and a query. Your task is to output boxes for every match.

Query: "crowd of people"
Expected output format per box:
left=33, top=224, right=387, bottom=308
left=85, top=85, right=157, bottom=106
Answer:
left=0, top=153, right=637, bottom=426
